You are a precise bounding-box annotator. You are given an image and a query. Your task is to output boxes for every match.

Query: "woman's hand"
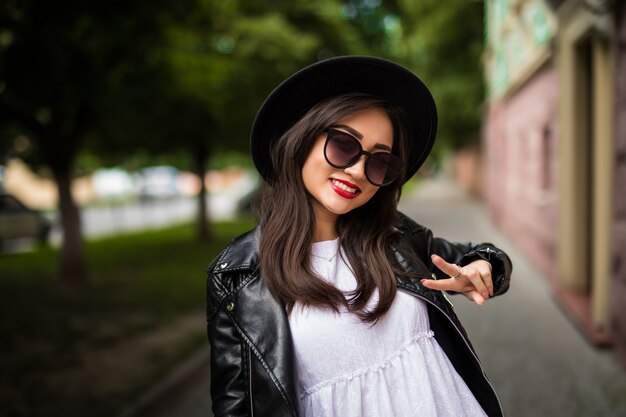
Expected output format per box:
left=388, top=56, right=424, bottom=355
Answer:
left=421, top=254, right=494, bottom=305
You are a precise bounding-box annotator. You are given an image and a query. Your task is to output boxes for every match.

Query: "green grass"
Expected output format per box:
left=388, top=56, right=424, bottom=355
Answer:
left=0, top=219, right=254, bottom=416
left=0, top=218, right=253, bottom=353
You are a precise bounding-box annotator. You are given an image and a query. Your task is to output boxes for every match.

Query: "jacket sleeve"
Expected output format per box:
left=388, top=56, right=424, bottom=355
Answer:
left=206, top=271, right=250, bottom=417
left=397, top=212, right=512, bottom=296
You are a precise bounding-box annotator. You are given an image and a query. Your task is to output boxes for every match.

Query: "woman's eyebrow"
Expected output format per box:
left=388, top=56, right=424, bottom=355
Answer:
left=333, top=124, right=362, bottom=139
left=332, top=124, right=392, bottom=152
left=373, top=143, right=392, bottom=151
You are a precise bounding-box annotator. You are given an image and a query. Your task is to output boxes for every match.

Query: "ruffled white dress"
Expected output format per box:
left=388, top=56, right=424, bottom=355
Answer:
left=288, top=238, right=487, bottom=417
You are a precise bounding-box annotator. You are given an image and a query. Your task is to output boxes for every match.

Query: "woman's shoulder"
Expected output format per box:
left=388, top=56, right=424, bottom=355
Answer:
left=207, top=226, right=261, bottom=275
left=206, top=227, right=261, bottom=311
left=394, top=211, right=429, bottom=235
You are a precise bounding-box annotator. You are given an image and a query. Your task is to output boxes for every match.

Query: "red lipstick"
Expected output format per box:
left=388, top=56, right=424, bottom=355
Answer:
left=329, top=178, right=361, bottom=199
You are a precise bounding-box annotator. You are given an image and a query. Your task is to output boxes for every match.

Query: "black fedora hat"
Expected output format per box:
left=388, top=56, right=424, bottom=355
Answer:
left=250, top=55, right=437, bottom=184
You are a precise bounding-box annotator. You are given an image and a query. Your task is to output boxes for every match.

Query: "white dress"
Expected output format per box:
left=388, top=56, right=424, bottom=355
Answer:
left=288, top=238, right=487, bottom=417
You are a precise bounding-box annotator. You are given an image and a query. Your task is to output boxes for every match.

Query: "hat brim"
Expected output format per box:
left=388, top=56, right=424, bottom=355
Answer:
left=250, top=55, right=437, bottom=184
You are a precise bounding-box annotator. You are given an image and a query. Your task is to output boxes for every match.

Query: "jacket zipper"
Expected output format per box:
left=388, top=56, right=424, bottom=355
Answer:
left=398, top=285, right=504, bottom=415
left=247, top=345, right=255, bottom=417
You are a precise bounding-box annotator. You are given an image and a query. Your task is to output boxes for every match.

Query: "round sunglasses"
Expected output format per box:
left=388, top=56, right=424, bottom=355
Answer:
left=323, top=128, right=404, bottom=186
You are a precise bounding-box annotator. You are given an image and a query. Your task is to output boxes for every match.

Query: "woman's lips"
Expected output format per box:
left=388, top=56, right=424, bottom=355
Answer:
left=329, top=178, right=361, bottom=199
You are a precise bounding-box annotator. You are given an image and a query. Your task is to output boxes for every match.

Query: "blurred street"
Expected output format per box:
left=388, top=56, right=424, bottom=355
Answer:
left=1, top=193, right=247, bottom=254
left=125, top=178, right=626, bottom=417
left=53, top=193, right=250, bottom=243
left=50, top=198, right=198, bottom=244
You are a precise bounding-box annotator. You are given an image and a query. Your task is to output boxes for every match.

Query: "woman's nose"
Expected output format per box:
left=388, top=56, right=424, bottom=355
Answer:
left=343, top=156, right=367, bottom=181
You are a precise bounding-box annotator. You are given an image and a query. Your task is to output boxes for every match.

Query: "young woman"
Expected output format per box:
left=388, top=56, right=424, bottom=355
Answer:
left=206, top=56, right=512, bottom=417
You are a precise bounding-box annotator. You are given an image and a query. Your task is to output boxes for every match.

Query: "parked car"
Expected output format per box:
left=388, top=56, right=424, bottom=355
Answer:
left=0, top=194, right=51, bottom=248
left=134, top=166, right=181, bottom=200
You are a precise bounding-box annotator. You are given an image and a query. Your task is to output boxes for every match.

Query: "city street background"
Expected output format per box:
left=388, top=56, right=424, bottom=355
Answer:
left=2, top=1, right=626, bottom=416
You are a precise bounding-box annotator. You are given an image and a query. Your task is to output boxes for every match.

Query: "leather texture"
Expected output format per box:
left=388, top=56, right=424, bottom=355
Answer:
left=206, top=212, right=512, bottom=417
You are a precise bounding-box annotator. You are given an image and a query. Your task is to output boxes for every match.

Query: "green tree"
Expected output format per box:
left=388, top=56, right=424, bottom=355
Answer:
left=389, top=0, right=485, bottom=153
left=101, top=0, right=376, bottom=240
left=0, top=0, right=198, bottom=283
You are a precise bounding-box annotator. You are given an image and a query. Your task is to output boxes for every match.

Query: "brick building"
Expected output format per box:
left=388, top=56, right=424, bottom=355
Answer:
left=483, top=0, right=625, bottom=366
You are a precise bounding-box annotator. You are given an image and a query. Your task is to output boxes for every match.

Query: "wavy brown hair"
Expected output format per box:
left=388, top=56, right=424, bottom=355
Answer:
left=258, top=93, right=411, bottom=323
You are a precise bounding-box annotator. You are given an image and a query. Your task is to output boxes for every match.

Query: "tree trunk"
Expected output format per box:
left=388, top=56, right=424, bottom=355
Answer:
left=53, top=167, right=88, bottom=284
left=194, top=146, right=211, bottom=241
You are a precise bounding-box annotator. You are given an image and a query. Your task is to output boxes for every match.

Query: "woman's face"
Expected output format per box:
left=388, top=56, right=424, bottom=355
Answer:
left=301, top=107, right=394, bottom=225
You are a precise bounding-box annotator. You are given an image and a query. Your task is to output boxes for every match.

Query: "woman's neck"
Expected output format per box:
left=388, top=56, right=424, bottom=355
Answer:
left=312, top=209, right=338, bottom=242
left=313, top=226, right=338, bottom=242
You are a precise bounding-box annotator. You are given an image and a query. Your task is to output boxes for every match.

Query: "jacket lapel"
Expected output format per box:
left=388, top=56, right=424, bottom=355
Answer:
left=214, top=227, right=299, bottom=414
left=230, top=275, right=299, bottom=414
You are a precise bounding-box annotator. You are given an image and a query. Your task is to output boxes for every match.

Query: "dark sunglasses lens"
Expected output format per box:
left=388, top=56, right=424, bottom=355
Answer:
left=366, top=153, right=402, bottom=185
left=326, top=132, right=360, bottom=167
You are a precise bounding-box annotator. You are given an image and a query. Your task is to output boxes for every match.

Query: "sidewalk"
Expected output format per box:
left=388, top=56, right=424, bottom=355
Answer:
left=125, top=178, right=626, bottom=417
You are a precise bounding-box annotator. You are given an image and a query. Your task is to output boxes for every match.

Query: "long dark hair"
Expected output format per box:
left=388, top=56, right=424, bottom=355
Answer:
left=258, top=93, right=411, bottom=323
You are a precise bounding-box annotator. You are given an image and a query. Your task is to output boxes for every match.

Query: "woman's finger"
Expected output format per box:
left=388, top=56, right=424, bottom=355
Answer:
left=420, top=277, right=459, bottom=292
left=473, top=260, right=494, bottom=296
left=430, top=254, right=462, bottom=277
left=464, top=290, right=485, bottom=305
left=464, top=270, right=490, bottom=301
left=421, top=278, right=486, bottom=305
left=482, top=272, right=494, bottom=298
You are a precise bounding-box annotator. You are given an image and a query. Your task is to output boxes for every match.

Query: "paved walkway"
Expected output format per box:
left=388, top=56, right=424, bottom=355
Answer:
left=127, top=178, right=626, bottom=417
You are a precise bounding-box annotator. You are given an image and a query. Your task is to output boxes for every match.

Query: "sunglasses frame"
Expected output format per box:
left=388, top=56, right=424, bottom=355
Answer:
left=322, top=127, right=404, bottom=186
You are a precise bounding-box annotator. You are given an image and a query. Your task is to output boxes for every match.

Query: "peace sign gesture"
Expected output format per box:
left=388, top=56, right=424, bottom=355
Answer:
left=420, top=254, right=494, bottom=305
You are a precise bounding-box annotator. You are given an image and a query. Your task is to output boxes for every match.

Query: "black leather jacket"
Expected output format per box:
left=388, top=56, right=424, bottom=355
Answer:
left=206, top=213, right=512, bottom=417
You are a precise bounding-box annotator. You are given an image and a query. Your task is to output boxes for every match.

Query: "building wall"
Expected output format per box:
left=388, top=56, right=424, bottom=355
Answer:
left=484, top=66, right=558, bottom=279
left=484, top=0, right=624, bottom=365
left=612, top=2, right=626, bottom=368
